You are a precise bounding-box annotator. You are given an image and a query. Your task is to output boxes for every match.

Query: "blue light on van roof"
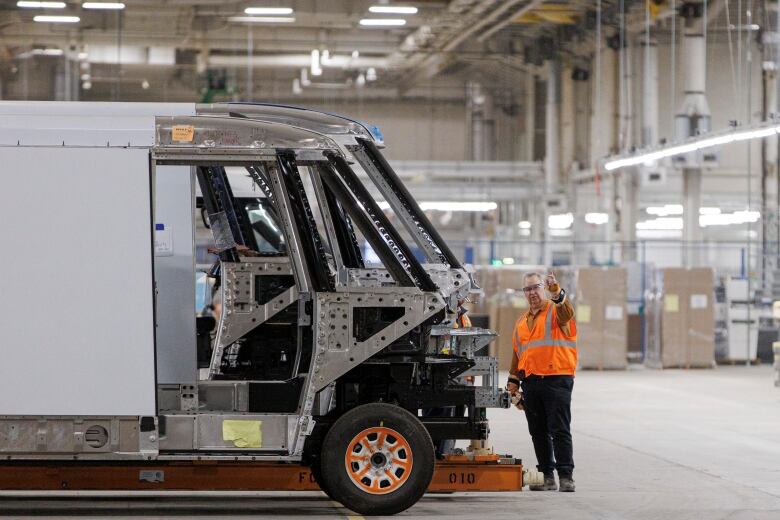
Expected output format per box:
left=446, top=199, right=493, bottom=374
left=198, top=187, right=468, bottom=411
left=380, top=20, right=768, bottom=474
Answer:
left=365, top=123, right=385, bottom=146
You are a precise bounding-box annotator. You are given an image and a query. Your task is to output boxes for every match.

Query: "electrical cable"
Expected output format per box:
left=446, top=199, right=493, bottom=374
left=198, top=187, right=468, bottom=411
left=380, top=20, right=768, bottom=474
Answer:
left=725, top=0, right=739, bottom=106
left=671, top=0, right=677, bottom=124
left=595, top=0, right=602, bottom=197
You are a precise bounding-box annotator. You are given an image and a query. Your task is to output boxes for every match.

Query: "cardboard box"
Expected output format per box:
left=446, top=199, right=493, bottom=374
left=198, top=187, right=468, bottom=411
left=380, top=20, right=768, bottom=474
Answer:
left=627, top=314, right=643, bottom=353
left=575, top=267, right=629, bottom=369
left=658, top=267, right=715, bottom=368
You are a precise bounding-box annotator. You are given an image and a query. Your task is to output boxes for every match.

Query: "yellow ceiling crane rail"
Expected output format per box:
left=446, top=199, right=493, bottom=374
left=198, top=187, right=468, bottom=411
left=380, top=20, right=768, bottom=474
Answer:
left=514, top=4, right=580, bottom=25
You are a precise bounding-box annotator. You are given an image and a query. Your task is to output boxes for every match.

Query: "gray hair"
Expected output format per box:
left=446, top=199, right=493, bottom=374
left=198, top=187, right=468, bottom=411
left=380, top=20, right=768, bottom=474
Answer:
left=523, top=271, right=543, bottom=283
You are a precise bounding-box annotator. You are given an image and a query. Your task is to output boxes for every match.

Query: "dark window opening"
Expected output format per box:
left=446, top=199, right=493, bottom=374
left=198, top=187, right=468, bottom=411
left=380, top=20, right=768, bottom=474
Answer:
left=255, top=274, right=295, bottom=306
left=353, top=307, right=405, bottom=342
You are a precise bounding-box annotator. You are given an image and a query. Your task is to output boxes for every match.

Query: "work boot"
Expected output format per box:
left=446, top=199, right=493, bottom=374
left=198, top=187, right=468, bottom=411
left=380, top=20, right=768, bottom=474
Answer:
left=529, top=474, right=557, bottom=491
left=559, top=477, right=575, bottom=492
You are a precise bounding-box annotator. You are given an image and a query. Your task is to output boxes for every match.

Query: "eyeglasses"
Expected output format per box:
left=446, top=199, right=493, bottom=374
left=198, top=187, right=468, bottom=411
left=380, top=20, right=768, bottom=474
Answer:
left=522, top=282, right=544, bottom=293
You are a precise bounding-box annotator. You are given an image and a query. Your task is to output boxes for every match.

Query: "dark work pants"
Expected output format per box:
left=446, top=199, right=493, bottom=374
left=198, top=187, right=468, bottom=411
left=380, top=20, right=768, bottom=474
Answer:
left=521, top=375, right=574, bottom=479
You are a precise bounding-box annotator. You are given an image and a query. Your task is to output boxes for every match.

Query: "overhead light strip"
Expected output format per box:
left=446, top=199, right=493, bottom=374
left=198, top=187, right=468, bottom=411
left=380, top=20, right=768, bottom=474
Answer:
left=17, top=1, right=65, bottom=7
left=228, top=16, right=295, bottom=23
left=604, top=122, right=780, bottom=171
left=376, top=201, right=497, bottom=212
left=359, top=18, right=407, bottom=26
left=368, top=6, right=418, bottom=14
left=82, top=2, right=126, bottom=9
left=31, top=48, right=63, bottom=55
left=33, top=15, right=80, bottom=22
left=244, top=7, right=294, bottom=15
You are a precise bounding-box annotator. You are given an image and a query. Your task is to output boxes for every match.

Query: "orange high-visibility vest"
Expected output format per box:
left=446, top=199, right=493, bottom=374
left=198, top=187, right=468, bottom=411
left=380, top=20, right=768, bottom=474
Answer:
left=454, top=312, right=472, bottom=329
left=512, top=300, right=577, bottom=377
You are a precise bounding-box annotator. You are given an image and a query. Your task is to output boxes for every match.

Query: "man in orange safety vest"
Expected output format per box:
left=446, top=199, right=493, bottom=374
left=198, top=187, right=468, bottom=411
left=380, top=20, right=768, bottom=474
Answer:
left=506, top=271, right=577, bottom=492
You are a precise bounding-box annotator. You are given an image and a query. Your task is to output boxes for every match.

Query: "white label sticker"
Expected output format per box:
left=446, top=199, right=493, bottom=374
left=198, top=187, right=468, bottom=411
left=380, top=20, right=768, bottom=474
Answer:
left=154, top=224, right=173, bottom=256
left=605, top=305, right=624, bottom=321
left=690, top=294, right=708, bottom=309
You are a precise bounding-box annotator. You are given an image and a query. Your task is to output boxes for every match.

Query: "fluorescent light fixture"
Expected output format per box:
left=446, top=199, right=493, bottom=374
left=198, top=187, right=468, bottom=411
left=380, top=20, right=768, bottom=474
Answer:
left=351, top=50, right=360, bottom=58
left=699, top=207, right=721, bottom=215
left=377, top=201, right=496, bottom=212
left=82, top=2, right=125, bottom=9
left=310, top=49, right=322, bottom=76
left=31, top=48, right=63, bottom=56
left=518, top=220, right=532, bottom=229
left=369, top=5, right=418, bottom=14
left=502, top=257, right=516, bottom=265
left=584, top=212, right=609, bottom=225
left=359, top=18, right=407, bottom=26
left=292, top=78, right=302, bottom=95
left=646, top=204, right=683, bottom=216
left=366, top=67, right=377, bottom=81
left=77, top=51, right=89, bottom=60
left=549, top=229, right=573, bottom=237
left=17, top=1, right=65, bottom=7
left=699, top=210, right=760, bottom=227
left=228, top=16, right=295, bottom=23
left=244, top=7, right=293, bottom=15
left=548, top=213, right=574, bottom=229
left=605, top=123, right=780, bottom=171
left=33, top=15, right=79, bottom=22
left=419, top=201, right=497, bottom=212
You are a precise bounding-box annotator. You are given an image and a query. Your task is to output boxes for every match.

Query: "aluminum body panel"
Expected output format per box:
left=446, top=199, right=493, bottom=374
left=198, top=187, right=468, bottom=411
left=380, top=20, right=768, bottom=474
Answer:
left=208, top=258, right=299, bottom=377
left=0, top=101, right=194, bottom=147
left=0, top=146, right=156, bottom=416
left=197, top=381, right=250, bottom=412
left=188, top=414, right=289, bottom=451
left=311, top=290, right=445, bottom=391
left=197, top=102, right=383, bottom=146
left=0, top=417, right=140, bottom=456
left=155, top=116, right=342, bottom=155
left=154, top=165, right=197, bottom=384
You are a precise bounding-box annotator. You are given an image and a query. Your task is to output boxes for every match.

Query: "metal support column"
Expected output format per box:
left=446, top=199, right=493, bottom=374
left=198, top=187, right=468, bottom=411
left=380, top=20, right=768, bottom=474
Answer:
left=683, top=167, right=702, bottom=266
left=544, top=59, right=561, bottom=193
left=524, top=73, right=536, bottom=161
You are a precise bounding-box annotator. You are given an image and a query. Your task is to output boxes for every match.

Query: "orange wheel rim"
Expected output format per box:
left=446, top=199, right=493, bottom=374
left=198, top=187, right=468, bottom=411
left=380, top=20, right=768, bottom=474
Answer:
left=344, top=426, right=413, bottom=495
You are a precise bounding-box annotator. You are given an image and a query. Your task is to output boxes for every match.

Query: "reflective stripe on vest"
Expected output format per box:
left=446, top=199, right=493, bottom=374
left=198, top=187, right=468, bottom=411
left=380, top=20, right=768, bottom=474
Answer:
left=516, top=303, right=577, bottom=351
left=514, top=301, right=578, bottom=376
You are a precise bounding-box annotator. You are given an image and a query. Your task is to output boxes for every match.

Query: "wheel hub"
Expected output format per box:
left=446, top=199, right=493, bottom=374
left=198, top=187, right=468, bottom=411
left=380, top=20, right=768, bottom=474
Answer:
left=344, top=426, right=414, bottom=495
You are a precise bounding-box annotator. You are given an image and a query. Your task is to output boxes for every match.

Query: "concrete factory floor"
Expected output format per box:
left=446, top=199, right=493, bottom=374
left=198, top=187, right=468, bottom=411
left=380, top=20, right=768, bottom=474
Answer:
left=2, top=365, right=779, bottom=520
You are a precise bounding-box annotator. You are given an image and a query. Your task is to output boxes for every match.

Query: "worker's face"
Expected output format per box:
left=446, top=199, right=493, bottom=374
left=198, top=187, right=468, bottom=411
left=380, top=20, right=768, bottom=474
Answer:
left=213, top=302, right=222, bottom=322
left=522, top=275, right=545, bottom=308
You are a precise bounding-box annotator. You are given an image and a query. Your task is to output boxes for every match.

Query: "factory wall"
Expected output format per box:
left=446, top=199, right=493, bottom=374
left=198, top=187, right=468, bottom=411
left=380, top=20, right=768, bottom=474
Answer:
left=654, top=37, right=764, bottom=173
left=310, top=99, right=469, bottom=161
left=308, top=97, right=526, bottom=162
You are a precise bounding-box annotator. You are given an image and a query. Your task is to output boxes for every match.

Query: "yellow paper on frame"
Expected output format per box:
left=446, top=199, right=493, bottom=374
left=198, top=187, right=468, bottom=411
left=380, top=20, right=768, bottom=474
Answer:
left=576, top=304, right=591, bottom=323
left=222, top=420, right=263, bottom=448
left=664, top=294, right=679, bottom=313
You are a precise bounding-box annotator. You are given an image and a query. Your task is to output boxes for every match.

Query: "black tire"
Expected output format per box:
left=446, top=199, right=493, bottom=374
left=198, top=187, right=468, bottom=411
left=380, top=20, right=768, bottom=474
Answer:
left=320, top=403, right=434, bottom=516
left=310, top=457, right=337, bottom=499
